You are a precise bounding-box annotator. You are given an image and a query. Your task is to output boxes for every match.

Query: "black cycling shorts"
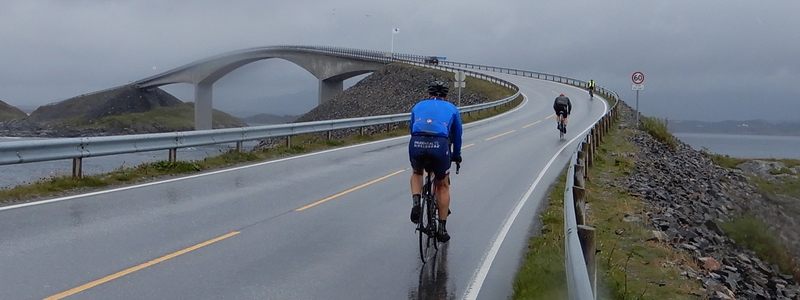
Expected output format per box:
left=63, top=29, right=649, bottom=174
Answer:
left=555, top=105, right=569, bottom=118
left=409, top=135, right=451, bottom=181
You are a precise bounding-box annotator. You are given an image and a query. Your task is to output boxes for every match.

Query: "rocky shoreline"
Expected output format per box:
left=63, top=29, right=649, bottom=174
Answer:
left=614, top=102, right=799, bottom=299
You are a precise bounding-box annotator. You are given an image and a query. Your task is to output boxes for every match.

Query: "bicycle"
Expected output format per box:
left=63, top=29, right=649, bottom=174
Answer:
left=588, top=88, right=594, bottom=99
left=417, top=161, right=459, bottom=263
left=557, top=112, right=567, bottom=140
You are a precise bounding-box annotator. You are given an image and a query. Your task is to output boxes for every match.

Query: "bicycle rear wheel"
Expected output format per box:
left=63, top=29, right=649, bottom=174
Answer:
left=418, top=193, right=436, bottom=263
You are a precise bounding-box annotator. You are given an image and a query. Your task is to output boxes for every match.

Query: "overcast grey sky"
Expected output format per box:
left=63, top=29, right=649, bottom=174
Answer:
left=1, top=0, right=798, bottom=121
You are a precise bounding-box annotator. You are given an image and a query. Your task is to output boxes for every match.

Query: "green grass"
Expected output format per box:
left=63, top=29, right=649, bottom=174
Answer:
left=639, top=116, right=677, bottom=150
left=719, top=215, right=798, bottom=280
left=512, top=170, right=568, bottom=299
left=513, top=120, right=704, bottom=300
left=62, top=103, right=245, bottom=131
left=704, top=153, right=749, bottom=169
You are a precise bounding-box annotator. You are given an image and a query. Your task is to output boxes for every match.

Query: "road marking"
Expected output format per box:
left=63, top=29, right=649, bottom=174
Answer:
left=484, top=130, right=516, bottom=141
left=462, top=143, right=475, bottom=149
left=462, top=97, right=608, bottom=300
left=295, top=169, right=405, bottom=211
left=545, top=113, right=555, bottom=119
left=44, top=231, right=240, bottom=300
left=522, top=120, right=541, bottom=128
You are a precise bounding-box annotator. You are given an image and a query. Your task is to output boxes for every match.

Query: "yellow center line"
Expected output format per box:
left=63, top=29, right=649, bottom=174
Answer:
left=462, top=143, right=475, bottom=149
left=523, top=120, right=541, bottom=128
left=485, top=130, right=516, bottom=141
left=545, top=113, right=555, bottom=119
left=44, top=231, right=241, bottom=300
left=295, top=169, right=406, bottom=211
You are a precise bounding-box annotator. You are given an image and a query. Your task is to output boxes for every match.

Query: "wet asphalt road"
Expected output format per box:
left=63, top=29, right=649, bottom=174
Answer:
left=0, top=72, right=607, bottom=300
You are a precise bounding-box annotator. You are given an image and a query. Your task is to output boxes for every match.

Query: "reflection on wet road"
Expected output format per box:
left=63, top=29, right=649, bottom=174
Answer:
left=409, top=244, right=456, bottom=300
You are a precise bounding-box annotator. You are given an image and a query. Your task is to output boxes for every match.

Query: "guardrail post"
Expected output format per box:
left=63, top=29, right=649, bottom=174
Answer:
left=590, top=129, right=598, bottom=165
left=327, top=131, right=332, bottom=140
left=577, top=224, right=597, bottom=298
left=236, top=141, right=243, bottom=152
left=286, top=136, right=292, bottom=148
left=360, top=126, right=366, bottom=136
left=169, top=148, right=177, bottom=163
left=72, top=158, right=83, bottom=179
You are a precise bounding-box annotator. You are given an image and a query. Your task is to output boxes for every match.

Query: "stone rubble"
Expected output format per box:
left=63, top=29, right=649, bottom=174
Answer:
left=614, top=101, right=800, bottom=299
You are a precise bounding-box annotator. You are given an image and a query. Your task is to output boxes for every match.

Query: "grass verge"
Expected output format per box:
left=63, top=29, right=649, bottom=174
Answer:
left=718, top=215, right=798, bottom=279
left=639, top=116, right=677, bottom=149
left=513, top=122, right=704, bottom=299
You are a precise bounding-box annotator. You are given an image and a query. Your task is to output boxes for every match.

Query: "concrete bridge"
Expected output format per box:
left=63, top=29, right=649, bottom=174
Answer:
left=133, top=46, right=415, bottom=130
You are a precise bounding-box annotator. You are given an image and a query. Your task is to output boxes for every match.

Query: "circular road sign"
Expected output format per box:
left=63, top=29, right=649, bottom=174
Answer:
left=455, top=70, right=466, bottom=82
left=632, top=72, right=645, bottom=84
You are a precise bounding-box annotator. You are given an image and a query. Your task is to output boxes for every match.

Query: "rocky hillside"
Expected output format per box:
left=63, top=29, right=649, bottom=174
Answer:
left=0, top=99, right=27, bottom=121
left=28, top=85, right=183, bottom=122
left=296, top=63, right=491, bottom=122
left=614, top=102, right=799, bottom=299
left=255, top=63, right=495, bottom=149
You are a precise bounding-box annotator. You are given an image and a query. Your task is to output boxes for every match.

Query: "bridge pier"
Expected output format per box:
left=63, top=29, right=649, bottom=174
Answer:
left=319, top=78, right=343, bottom=105
left=194, top=83, right=213, bottom=130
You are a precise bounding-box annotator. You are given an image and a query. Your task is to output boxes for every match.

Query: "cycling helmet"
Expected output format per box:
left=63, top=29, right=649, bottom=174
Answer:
left=559, top=93, right=565, bottom=96
left=427, top=81, right=449, bottom=97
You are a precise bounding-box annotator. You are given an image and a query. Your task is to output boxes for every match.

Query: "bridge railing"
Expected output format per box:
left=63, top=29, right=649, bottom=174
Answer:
left=1, top=54, right=520, bottom=178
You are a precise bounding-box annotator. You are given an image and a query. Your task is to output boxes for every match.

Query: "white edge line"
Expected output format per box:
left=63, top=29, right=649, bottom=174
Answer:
left=462, top=97, right=608, bottom=300
left=0, top=94, right=528, bottom=212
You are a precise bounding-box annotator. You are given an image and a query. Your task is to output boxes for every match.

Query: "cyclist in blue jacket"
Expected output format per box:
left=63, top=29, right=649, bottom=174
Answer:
left=408, top=81, right=463, bottom=243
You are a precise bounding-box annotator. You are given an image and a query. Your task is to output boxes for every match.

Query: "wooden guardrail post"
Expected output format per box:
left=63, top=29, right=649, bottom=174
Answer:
left=573, top=163, right=587, bottom=226
left=578, top=224, right=597, bottom=297
left=169, top=148, right=177, bottom=163
left=236, top=141, right=243, bottom=152
left=72, top=157, right=83, bottom=179
left=286, top=136, right=292, bottom=148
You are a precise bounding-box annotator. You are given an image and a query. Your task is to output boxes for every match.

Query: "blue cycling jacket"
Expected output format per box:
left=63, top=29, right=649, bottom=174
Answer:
left=410, top=98, right=463, bottom=157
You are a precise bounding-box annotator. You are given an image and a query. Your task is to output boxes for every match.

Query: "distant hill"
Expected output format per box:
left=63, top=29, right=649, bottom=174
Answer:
left=0, top=100, right=27, bottom=121
left=242, top=113, right=299, bottom=125
left=668, top=119, right=800, bottom=136
left=28, top=85, right=184, bottom=122
left=0, top=85, right=247, bottom=137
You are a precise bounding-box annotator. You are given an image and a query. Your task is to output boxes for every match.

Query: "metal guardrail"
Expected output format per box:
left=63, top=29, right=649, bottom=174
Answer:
left=4, top=45, right=623, bottom=299
left=1, top=44, right=521, bottom=178
left=435, top=58, right=625, bottom=299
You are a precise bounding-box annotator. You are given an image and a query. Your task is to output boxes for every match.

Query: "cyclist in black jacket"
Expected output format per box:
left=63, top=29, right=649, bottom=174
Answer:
left=553, top=94, right=572, bottom=133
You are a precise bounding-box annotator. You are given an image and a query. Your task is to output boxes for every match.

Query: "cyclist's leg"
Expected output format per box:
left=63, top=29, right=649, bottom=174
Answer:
left=408, top=136, right=427, bottom=223
left=429, top=138, right=452, bottom=242
left=555, top=110, right=562, bottom=128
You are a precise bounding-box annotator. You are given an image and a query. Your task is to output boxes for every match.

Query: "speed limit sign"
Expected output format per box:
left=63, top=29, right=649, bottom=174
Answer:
left=632, top=72, right=645, bottom=84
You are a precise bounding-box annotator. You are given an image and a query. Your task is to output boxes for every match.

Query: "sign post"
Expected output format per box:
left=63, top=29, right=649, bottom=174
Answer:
left=631, top=72, right=645, bottom=125
left=454, top=71, right=466, bottom=106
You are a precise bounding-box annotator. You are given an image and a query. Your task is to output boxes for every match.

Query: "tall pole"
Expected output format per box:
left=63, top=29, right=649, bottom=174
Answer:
left=391, top=34, right=394, bottom=53
left=458, top=85, right=462, bottom=107
left=635, top=90, right=640, bottom=125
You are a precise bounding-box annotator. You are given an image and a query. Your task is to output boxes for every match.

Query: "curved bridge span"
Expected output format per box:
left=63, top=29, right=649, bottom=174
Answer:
left=133, top=46, right=429, bottom=130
